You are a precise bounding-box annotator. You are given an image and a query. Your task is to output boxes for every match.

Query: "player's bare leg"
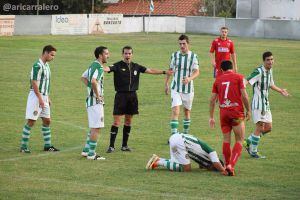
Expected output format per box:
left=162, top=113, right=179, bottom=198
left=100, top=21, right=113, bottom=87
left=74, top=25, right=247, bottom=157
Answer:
left=183, top=108, right=191, bottom=134
left=262, top=122, right=272, bottom=135
left=170, top=106, right=180, bottom=135
left=27, top=119, right=35, bottom=127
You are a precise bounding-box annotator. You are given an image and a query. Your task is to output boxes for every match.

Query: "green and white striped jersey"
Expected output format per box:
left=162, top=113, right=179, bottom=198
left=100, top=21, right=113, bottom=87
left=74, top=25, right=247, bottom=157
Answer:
left=169, top=51, right=199, bottom=93
left=82, top=60, right=104, bottom=107
left=181, top=133, right=217, bottom=168
left=247, top=65, right=274, bottom=112
left=30, top=59, right=51, bottom=96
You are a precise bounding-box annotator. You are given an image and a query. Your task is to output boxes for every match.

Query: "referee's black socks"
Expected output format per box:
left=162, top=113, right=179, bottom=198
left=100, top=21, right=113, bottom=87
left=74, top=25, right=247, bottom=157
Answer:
left=109, top=125, right=118, bottom=148
left=122, top=125, right=131, bottom=147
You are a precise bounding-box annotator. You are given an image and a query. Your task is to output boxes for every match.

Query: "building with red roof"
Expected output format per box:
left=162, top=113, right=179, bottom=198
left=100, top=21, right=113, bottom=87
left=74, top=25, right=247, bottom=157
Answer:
left=104, top=0, right=203, bottom=16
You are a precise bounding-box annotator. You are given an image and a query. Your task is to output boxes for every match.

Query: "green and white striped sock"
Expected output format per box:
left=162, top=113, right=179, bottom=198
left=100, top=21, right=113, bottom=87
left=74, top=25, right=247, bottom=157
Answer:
left=42, top=126, right=52, bottom=148
left=82, top=131, right=91, bottom=153
left=88, top=140, right=97, bottom=157
left=250, top=134, right=260, bottom=153
left=159, top=159, right=184, bottom=172
left=170, top=120, right=179, bottom=135
left=21, top=124, right=31, bottom=149
left=183, top=119, right=191, bottom=134
left=246, top=134, right=252, bottom=145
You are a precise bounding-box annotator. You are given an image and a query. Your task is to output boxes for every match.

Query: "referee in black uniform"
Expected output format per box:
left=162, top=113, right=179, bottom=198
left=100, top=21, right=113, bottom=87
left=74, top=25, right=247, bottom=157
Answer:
left=105, top=46, right=172, bottom=153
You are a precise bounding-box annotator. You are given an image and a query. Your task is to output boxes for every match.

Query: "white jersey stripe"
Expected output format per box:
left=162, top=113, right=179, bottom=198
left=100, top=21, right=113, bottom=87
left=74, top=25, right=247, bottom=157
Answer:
left=169, top=51, right=199, bottom=93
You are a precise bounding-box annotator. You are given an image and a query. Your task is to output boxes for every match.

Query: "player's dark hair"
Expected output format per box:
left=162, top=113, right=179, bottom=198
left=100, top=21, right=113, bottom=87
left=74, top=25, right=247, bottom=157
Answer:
left=42, top=45, right=56, bottom=54
left=122, top=46, right=133, bottom=54
left=178, top=34, right=189, bottom=43
left=220, top=60, right=233, bottom=71
left=263, top=51, right=273, bottom=61
left=220, top=26, right=229, bottom=30
left=94, top=46, right=108, bottom=59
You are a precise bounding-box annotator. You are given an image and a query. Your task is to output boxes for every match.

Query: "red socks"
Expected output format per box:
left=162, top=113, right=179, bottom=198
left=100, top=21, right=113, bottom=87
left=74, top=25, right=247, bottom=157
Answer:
left=222, top=142, right=231, bottom=166
left=230, top=142, right=242, bottom=168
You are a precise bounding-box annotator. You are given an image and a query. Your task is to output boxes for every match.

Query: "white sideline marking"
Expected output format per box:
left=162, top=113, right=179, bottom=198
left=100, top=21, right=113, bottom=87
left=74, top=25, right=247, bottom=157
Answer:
left=53, top=120, right=88, bottom=131
left=0, top=120, right=87, bottom=162
left=6, top=175, right=204, bottom=200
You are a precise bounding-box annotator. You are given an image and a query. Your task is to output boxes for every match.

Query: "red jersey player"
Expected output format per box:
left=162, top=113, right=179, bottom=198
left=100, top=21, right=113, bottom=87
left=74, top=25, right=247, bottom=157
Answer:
left=210, top=27, right=237, bottom=78
left=209, top=60, right=250, bottom=176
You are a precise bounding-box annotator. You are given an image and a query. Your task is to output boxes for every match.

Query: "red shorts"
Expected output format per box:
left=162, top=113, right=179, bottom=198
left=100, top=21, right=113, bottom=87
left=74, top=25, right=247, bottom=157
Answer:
left=219, top=109, right=244, bottom=133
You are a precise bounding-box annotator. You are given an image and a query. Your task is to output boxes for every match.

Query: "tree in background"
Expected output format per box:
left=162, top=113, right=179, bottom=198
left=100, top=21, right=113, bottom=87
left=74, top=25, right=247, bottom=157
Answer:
left=1, top=0, right=106, bottom=15
left=202, top=0, right=236, bottom=18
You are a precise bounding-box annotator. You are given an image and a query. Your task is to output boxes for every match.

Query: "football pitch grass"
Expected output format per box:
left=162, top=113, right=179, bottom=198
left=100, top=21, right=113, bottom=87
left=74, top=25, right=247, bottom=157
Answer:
left=0, top=33, right=299, bottom=199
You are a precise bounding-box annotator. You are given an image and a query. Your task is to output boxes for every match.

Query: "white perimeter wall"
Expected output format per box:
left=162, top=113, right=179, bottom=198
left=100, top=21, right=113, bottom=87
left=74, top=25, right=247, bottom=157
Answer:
left=145, top=16, right=185, bottom=33
left=121, top=16, right=185, bottom=33
left=259, top=0, right=300, bottom=20
left=186, top=16, right=300, bottom=40
left=122, top=17, right=143, bottom=32
left=3, top=14, right=300, bottom=40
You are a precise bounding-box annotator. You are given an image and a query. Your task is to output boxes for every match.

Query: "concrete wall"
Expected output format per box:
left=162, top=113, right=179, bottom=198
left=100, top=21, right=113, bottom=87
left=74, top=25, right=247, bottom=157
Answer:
left=236, top=0, right=259, bottom=18
left=8, top=15, right=300, bottom=40
left=225, top=18, right=258, bottom=37
left=262, top=19, right=300, bottom=40
left=14, top=15, right=51, bottom=35
left=259, top=0, right=300, bottom=20
left=237, top=0, right=300, bottom=20
left=236, top=0, right=252, bottom=18
left=122, top=17, right=143, bottom=33
left=186, top=16, right=225, bottom=35
left=186, top=16, right=300, bottom=40
left=144, top=16, right=185, bottom=33
left=251, top=0, right=259, bottom=18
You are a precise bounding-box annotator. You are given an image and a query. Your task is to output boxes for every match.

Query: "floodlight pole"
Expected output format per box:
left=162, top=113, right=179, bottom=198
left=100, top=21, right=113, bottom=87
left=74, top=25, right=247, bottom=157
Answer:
left=147, top=11, right=151, bottom=34
left=92, top=0, right=94, bottom=13
left=37, top=0, right=39, bottom=15
left=213, top=0, right=216, bottom=17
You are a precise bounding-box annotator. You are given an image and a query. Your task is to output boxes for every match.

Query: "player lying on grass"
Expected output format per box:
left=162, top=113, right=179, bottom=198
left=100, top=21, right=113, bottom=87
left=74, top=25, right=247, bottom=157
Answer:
left=146, top=132, right=228, bottom=175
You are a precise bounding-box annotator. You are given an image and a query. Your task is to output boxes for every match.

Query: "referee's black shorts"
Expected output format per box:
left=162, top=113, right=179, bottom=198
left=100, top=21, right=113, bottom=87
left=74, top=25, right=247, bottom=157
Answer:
left=113, top=91, right=139, bottom=115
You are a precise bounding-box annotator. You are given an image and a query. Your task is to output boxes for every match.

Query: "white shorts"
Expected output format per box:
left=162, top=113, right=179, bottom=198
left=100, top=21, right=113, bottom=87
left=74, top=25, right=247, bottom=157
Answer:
left=252, top=109, right=272, bottom=124
left=25, top=91, right=50, bottom=120
left=169, top=133, right=190, bottom=165
left=171, top=90, right=194, bottom=110
left=87, top=104, right=104, bottom=128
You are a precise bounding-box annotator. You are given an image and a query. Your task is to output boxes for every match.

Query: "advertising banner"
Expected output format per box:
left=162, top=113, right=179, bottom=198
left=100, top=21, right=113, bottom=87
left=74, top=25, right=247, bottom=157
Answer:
left=89, top=14, right=123, bottom=34
left=0, top=15, right=15, bottom=36
left=51, top=14, right=88, bottom=35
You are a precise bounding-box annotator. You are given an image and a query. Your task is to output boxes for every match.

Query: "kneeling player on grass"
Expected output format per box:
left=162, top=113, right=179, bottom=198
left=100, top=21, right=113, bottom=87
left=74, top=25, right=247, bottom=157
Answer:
left=146, top=132, right=227, bottom=175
